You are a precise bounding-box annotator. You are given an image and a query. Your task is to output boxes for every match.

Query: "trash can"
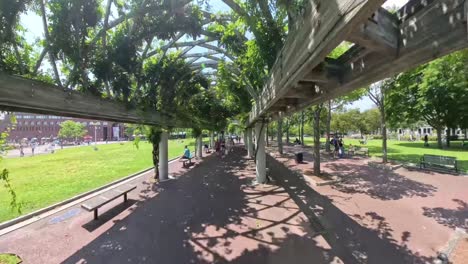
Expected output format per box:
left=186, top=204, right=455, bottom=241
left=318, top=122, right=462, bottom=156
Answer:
left=295, top=152, right=303, bottom=163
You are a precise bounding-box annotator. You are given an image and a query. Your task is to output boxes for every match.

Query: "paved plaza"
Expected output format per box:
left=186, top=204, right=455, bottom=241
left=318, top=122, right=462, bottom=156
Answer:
left=0, top=146, right=467, bottom=263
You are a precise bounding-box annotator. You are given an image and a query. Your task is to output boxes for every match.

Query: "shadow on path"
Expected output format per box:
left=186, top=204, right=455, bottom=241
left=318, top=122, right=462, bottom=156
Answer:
left=267, top=155, right=435, bottom=264
left=62, top=148, right=342, bottom=263
left=423, top=199, right=468, bottom=230
left=324, top=162, right=437, bottom=200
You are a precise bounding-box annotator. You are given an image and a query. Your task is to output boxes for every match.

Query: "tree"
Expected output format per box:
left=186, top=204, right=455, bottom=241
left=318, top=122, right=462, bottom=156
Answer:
left=368, top=79, right=392, bottom=163
left=312, top=104, right=323, bottom=174
left=386, top=49, right=468, bottom=148
left=58, top=120, right=86, bottom=141
left=325, top=88, right=366, bottom=151
left=363, top=108, right=381, bottom=134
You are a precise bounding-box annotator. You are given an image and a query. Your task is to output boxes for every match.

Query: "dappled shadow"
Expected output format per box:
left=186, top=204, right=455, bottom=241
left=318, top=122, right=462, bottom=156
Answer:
left=82, top=200, right=137, bottom=232
left=267, top=154, right=435, bottom=263
left=62, top=147, right=342, bottom=263
left=324, top=162, right=437, bottom=200
left=422, top=199, right=468, bottom=230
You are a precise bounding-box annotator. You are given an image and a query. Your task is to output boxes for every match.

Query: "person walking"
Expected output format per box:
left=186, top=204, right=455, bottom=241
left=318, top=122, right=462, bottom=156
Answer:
left=333, top=136, right=339, bottom=158
left=424, top=134, right=429, bottom=147
left=339, top=138, right=345, bottom=158
left=20, top=144, right=24, bottom=157
left=31, top=142, right=36, bottom=156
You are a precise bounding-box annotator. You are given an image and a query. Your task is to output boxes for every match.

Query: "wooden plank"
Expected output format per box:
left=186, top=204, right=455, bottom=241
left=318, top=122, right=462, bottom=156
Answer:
left=347, top=8, right=399, bottom=52
left=297, top=0, right=468, bottom=109
left=248, top=0, right=385, bottom=126
left=0, top=73, right=183, bottom=127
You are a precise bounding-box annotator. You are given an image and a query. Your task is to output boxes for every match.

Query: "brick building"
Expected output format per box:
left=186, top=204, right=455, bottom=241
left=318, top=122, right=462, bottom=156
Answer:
left=0, top=112, right=125, bottom=142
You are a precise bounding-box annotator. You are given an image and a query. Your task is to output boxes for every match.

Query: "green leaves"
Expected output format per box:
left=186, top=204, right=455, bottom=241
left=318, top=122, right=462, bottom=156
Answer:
left=385, top=49, right=468, bottom=146
left=58, top=120, right=87, bottom=140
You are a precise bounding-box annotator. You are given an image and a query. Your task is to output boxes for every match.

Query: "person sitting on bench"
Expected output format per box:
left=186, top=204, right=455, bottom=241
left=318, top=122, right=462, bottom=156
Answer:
left=182, top=145, right=192, bottom=159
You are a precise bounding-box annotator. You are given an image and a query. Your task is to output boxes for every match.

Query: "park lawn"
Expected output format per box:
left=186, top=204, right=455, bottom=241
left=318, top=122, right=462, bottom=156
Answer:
left=0, top=138, right=202, bottom=223
left=303, top=137, right=468, bottom=172
left=0, top=254, right=21, bottom=264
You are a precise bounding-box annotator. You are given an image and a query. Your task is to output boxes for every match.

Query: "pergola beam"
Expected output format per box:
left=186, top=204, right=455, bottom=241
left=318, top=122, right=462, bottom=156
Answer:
left=248, top=0, right=385, bottom=126
left=183, top=51, right=219, bottom=58
left=254, top=0, right=468, bottom=123
left=347, top=7, right=399, bottom=52
left=0, top=73, right=182, bottom=127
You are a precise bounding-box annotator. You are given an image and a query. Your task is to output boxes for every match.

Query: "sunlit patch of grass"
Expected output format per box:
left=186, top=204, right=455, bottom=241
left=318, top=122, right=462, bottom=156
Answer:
left=303, top=137, right=468, bottom=172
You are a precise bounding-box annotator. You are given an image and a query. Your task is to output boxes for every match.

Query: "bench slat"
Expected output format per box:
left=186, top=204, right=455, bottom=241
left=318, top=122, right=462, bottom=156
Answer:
left=81, top=184, right=136, bottom=211
left=421, top=154, right=458, bottom=172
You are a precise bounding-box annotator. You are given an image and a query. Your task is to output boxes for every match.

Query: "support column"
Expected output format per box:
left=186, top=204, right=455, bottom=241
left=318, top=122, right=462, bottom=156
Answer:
left=277, top=113, right=283, bottom=154
left=255, top=121, right=267, bottom=183
left=159, top=131, right=169, bottom=181
left=210, top=131, right=215, bottom=149
left=247, top=127, right=254, bottom=158
left=243, top=130, right=248, bottom=149
left=197, top=135, right=203, bottom=158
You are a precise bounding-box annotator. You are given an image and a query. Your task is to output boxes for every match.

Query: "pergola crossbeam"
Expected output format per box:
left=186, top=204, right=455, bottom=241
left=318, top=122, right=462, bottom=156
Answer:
left=248, top=0, right=384, bottom=125
left=248, top=0, right=468, bottom=126
left=0, top=73, right=184, bottom=128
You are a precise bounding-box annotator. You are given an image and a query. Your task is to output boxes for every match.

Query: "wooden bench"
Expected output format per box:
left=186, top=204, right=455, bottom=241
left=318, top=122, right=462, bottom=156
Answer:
left=349, top=147, right=369, bottom=157
left=81, top=184, right=136, bottom=220
left=179, top=156, right=193, bottom=167
left=420, top=154, right=458, bottom=173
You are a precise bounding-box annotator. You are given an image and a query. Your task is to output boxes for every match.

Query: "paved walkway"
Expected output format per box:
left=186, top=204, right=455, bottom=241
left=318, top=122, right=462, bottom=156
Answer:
left=4, top=141, right=127, bottom=158
left=0, top=148, right=339, bottom=263
left=267, top=144, right=468, bottom=263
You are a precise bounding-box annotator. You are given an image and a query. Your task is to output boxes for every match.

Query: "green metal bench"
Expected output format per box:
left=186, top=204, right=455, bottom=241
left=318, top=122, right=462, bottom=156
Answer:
left=420, top=154, right=458, bottom=173
left=349, top=147, right=369, bottom=157
left=81, top=184, right=136, bottom=220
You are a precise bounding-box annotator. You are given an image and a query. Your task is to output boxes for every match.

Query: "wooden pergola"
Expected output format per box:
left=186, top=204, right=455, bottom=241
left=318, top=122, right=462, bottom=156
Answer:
left=247, top=0, right=468, bottom=125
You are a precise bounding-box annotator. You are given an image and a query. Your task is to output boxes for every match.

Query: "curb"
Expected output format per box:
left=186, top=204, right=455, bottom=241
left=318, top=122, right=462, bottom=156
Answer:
left=0, top=156, right=180, bottom=232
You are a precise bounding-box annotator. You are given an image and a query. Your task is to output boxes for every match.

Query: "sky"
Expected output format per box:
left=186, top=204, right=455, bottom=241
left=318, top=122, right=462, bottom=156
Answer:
left=19, top=0, right=409, bottom=111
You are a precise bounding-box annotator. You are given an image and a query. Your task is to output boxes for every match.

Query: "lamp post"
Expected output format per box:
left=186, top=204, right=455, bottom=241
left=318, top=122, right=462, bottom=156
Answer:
left=89, top=122, right=101, bottom=150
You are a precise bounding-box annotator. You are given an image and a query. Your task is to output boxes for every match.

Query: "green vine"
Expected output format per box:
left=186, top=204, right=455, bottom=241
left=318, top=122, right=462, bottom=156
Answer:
left=147, top=126, right=162, bottom=180
left=0, top=116, right=22, bottom=214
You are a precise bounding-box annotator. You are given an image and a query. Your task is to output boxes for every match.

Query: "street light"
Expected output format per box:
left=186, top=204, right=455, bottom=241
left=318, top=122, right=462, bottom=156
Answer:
left=89, top=121, right=101, bottom=150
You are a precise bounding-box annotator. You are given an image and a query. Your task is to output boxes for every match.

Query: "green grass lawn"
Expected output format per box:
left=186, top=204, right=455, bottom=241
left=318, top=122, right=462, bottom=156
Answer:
left=303, top=137, right=468, bottom=172
left=0, top=253, right=21, bottom=264
left=0, top=138, right=203, bottom=223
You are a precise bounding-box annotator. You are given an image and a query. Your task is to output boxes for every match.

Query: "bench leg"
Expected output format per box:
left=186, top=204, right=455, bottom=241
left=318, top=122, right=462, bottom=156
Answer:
left=94, top=209, right=98, bottom=220
left=124, top=193, right=128, bottom=202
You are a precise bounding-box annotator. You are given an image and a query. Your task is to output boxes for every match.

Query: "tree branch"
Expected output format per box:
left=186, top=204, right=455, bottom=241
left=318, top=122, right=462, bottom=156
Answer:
left=33, top=47, right=48, bottom=75
left=39, top=0, right=63, bottom=87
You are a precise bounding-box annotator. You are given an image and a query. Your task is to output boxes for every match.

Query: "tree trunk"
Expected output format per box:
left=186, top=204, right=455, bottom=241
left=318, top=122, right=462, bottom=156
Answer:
left=436, top=128, right=443, bottom=149
left=152, top=142, right=159, bottom=180
left=286, top=118, right=290, bottom=144
left=300, top=111, right=305, bottom=146
left=446, top=128, right=451, bottom=148
left=381, top=106, right=388, bottom=163
left=326, top=100, right=331, bottom=152
left=313, top=106, right=322, bottom=175
left=266, top=123, right=269, bottom=147
left=277, top=117, right=283, bottom=154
